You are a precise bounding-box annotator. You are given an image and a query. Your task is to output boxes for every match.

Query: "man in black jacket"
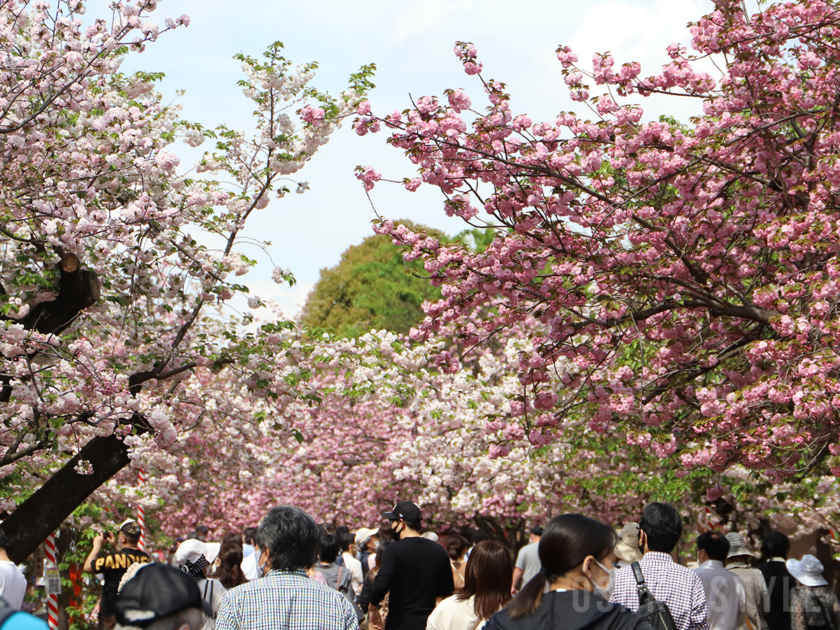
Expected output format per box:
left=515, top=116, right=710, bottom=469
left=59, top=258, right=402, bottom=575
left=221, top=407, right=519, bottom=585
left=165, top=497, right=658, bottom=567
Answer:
left=368, top=501, right=454, bottom=630
left=758, top=532, right=794, bottom=630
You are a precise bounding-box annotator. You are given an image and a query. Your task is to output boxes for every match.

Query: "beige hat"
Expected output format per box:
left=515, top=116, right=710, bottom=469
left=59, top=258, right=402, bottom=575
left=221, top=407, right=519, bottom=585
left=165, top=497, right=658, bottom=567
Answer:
left=354, top=527, right=378, bottom=546
left=726, top=533, right=756, bottom=559
left=615, top=522, right=644, bottom=564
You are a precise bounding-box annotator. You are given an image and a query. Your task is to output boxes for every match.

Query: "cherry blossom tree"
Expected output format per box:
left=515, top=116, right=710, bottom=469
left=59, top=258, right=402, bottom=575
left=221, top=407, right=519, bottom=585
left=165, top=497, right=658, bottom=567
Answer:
left=0, top=0, right=374, bottom=561
left=357, top=0, right=840, bottom=482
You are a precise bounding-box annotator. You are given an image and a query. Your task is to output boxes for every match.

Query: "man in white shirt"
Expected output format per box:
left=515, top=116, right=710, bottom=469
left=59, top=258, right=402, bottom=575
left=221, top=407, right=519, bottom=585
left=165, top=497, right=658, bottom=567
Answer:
left=0, top=528, right=26, bottom=609
left=339, top=533, right=363, bottom=598
left=240, top=527, right=261, bottom=581
left=694, top=531, right=746, bottom=630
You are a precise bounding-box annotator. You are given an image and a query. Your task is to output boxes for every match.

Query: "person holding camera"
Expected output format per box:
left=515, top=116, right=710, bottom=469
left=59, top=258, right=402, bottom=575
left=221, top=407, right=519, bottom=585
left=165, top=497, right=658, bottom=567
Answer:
left=83, top=520, right=150, bottom=629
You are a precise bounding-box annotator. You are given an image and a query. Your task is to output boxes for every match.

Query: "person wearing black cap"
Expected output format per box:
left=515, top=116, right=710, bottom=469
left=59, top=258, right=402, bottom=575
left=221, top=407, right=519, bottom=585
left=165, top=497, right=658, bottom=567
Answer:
left=114, top=563, right=211, bottom=630
left=84, top=520, right=150, bottom=629
left=367, top=501, right=454, bottom=630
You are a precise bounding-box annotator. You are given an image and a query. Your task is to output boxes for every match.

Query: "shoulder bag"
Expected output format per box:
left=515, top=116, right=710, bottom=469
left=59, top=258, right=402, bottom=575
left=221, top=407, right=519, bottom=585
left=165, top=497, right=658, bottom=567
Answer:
left=631, top=562, right=679, bottom=630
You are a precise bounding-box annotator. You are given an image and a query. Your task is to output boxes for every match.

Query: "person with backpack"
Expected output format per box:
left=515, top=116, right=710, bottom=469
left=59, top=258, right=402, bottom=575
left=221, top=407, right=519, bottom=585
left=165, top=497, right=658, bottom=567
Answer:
left=485, top=513, right=654, bottom=630
left=610, top=503, right=709, bottom=630
left=787, top=555, right=840, bottom=630
left=317, top=534, right=355, bottom=604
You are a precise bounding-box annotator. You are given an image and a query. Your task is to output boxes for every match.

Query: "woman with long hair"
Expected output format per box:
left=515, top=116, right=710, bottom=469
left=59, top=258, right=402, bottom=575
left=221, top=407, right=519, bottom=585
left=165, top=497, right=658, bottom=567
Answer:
left=485, top=514, right=655, bottom=630
left=210, top=544, right=247, bottom=590
left=447, top=534, right=469, bottom=592
left=427, top=540, right=513, bottom=630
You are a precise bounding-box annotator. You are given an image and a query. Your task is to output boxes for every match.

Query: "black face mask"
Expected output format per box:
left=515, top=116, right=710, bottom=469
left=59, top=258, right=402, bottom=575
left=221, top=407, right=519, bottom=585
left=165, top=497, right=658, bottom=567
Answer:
left=392, top=521, right=404, bottom=540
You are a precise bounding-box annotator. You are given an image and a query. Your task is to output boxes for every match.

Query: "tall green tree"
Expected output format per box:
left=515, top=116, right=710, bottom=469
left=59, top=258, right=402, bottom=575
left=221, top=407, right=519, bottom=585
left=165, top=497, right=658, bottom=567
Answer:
left=300, top=221, right=447, bottom=338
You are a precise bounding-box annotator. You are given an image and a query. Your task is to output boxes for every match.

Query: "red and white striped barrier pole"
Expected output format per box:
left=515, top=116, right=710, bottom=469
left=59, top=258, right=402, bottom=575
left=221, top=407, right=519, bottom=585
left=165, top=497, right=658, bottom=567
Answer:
left=137, top=470, right=146, bottom=552
left=44, top=532, right=59, bottom=630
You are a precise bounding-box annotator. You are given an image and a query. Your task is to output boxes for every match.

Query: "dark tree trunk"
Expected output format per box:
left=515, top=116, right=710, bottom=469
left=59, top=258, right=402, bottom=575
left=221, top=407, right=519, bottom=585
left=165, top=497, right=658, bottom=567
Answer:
left=19, top=254, right=101, bottom=335
left=4, top=435, right=130, bottom=564
left=0, top=254, right=121, bottom=562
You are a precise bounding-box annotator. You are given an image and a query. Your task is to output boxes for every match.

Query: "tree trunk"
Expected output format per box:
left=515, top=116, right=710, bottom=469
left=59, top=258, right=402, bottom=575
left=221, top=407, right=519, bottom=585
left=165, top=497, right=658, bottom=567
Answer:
left=4, top=435, right=130, bottom=564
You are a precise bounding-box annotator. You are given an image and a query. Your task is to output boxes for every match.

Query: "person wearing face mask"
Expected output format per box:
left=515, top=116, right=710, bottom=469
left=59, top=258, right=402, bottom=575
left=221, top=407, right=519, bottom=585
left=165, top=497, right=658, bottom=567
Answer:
left=355, top=528, right=379, bottom=580
left=368, top=501, right=454, bottom=630
left=215, top=506, right=358, bottom=630
left=485, top=514, right=654, bottom=630
left=611, top=503, right=709, bottom=630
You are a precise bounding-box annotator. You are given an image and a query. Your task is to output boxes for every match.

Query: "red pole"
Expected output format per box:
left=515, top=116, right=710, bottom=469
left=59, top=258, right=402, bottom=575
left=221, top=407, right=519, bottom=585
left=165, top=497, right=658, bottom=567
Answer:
left=137, top=470, right=146, bottom=552
left=44, top=532, right=59, bottom=630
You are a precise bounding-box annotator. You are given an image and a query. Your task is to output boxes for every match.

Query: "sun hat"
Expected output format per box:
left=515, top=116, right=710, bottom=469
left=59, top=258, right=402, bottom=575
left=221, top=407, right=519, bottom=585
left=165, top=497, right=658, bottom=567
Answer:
left=615, top=522, right=644, bottom=564
left=787, top=555, right=828, bottom=587
left=174, top=540, right=221, bottom=566
left=173, top=540, right=221, bottom=581
left=354, top=527, right=378, bottom=546
left=115, top=563, right=212, bottom=628
left=726, top=533, right=756, bottom=559
left=421, top=532, right=439, bottom=542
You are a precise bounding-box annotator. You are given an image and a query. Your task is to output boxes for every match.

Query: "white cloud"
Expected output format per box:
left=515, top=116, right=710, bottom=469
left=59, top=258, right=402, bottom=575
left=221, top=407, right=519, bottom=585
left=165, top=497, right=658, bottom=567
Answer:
left=81, top=0, right=721, bottom=321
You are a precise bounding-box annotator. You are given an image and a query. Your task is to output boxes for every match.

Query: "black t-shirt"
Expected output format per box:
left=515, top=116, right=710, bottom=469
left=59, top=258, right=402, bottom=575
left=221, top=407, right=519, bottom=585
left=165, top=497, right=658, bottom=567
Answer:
left=93, top=548, right=150, bottom=615
left=370, top=537, right=454, bottom=630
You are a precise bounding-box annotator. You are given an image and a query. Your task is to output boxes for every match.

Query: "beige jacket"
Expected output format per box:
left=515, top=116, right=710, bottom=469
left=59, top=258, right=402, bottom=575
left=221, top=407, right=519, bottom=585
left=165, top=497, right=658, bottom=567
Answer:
left=728, top=564, right=769, bottom=630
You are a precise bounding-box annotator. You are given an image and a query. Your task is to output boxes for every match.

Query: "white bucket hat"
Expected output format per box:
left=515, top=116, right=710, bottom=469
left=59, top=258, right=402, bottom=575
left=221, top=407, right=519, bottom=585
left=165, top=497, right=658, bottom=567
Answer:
left=726, top=533, right=756, bottom=559
left=174, top=539, right=221, bottom=566
left=787, top=555, right=828, bottom=587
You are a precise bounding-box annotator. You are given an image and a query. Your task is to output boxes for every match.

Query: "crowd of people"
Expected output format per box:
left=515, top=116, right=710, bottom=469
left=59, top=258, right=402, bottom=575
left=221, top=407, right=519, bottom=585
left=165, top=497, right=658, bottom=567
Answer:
left=0, top=501, right=838, bottom=630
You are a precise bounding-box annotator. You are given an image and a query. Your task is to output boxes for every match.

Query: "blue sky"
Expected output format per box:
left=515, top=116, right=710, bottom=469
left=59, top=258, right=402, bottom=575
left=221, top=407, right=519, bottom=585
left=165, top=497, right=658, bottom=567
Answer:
left=89, top=0, right=711, bottom=318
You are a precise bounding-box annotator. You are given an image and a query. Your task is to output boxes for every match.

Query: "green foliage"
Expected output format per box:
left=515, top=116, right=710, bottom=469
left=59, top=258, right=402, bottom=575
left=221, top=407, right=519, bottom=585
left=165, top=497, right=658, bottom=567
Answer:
left=299, top=221, right=448, bottom=338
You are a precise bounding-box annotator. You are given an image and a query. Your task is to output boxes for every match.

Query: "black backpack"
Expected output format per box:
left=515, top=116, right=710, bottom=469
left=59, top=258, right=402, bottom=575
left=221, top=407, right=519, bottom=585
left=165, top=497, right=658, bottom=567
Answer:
left=631, top=562, right=679, bottom=630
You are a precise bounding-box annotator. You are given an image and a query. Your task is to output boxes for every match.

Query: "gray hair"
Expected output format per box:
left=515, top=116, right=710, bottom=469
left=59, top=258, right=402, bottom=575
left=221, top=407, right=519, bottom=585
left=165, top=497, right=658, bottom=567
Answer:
left=257, top=506, right=319, bottom=572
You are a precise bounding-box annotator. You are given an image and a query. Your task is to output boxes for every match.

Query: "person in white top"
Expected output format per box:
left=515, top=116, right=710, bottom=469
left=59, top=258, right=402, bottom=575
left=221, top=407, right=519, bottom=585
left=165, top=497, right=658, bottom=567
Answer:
left=694, top=532, right=746, bottom=630
left=427, top=540, right=513, bottom=630
left=0, top=528, right=26, bottom=609
left=240, top=527, right=261, bottom=581
left=339, top=533, right=364, bottom=597
left=173, top=539, right=225, bottom=630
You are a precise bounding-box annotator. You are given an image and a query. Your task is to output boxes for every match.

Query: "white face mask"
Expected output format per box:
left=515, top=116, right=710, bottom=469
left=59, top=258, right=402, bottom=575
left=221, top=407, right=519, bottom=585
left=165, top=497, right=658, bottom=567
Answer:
left=257, top=549, right=269, bottom=578
left=591, top=558, right=616, bottom=599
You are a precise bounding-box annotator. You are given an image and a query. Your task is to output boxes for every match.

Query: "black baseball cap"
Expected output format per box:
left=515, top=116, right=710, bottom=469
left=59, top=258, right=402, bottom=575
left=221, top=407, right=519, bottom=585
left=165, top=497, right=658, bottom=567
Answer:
left=115, top=564, right=212, bottom=627
left=382, top=501, right=422, bottom=523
